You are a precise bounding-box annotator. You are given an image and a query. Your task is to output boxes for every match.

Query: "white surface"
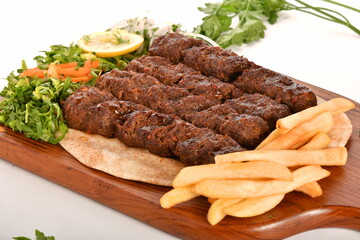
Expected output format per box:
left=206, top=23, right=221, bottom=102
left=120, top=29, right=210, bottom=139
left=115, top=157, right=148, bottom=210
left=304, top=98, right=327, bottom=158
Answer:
left=0, top=0, right=359, bottom=239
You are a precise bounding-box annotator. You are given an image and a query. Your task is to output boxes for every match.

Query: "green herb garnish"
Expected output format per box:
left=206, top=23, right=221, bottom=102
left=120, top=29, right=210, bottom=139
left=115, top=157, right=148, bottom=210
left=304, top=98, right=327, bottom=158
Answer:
left=33, top=43, right=131, bottom=73
left=13, top=229, right=55, bottom=240
left=0, top=73, right=79, bottom=144
left=195, top=0, right=360, bottom=48
left=34, top=43, right=85, bottom=69
left=82, top=34, right=91, bottom=43
left=112, top=33, right=130, bottom=45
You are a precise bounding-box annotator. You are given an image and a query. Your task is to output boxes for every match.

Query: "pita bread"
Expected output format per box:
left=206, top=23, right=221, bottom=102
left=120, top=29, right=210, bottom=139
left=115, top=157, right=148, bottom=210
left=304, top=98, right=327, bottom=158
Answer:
left=328, top=113, right=352, bottom=147
left=60, top=128, right=184, bottom=186
left=316, top=97, right=353, bottom=147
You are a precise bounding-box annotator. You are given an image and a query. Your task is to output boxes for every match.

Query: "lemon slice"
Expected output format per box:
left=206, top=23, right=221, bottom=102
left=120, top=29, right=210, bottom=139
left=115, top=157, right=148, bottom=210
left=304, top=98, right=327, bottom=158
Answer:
left=77, top=29, right=144, bottom=58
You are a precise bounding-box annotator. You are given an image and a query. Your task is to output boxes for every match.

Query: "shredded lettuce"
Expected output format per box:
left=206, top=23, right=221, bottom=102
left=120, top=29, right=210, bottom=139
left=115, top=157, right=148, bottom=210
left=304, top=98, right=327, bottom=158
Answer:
left=0, top=74, right=79, bottom=144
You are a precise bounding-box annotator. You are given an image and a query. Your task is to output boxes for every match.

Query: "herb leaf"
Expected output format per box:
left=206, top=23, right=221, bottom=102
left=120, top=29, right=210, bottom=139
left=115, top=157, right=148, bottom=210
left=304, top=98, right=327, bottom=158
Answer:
left=196, top=0, right=360, bottom=48
left=35, top=230, right=55, bottom=240
left=196, top=0, right=273, bottom=47
left=13, top=230, right=55, bottom=240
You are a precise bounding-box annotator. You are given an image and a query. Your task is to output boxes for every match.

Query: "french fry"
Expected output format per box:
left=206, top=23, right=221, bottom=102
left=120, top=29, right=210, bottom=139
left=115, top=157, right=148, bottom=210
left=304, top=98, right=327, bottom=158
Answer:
left=256, top=128, right=283, bottom=150
left=261, top=112, right=333, bottom=150
left=208, top=198, right=217, bottom=204
left=193, top=165, right=330, bottom=199
left=160, top=186, right=199, bottom=209
left=277, top=98, right=354, bottom=131
left=299, top=132, right=331, bottom=150
left=160, top=98, right=352, bottom=224
left=289, top=137, right=312, bottom=150
left=215, top=147, right=347, bottom=167
left=295, top=181, right=323, bottom=198
left=207, top=198, right=243, bottom=225
left=224, top=194, right=285, bottom=218
left=294, top=131, right=329, bottom=198
left=172, top=161, right=292, bottom=188
left=193, top=178, right=291, bottom=199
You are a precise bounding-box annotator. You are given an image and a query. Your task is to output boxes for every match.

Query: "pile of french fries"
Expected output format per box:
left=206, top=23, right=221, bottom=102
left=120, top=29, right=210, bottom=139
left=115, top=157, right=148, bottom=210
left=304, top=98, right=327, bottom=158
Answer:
left=160, top=98, right=355, bottom=225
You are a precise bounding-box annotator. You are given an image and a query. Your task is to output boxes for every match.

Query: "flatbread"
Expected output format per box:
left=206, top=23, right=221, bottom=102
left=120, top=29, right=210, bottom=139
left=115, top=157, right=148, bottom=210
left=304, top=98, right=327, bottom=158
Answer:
left=328, top=113, right=352, bottom=147
left=60, top=129, right=184, bottom=186
left=316, top=97, right=353, bottom=147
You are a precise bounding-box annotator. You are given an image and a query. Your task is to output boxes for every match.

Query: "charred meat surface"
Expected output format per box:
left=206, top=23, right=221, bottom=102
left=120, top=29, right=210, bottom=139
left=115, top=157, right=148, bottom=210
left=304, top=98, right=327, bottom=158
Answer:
left=235, top=66, right=317, bottom=112
left=62, top=87, right=245, bottom=165
left=149, top=32, right=206, bottom=63
left=115, top=110, right=176, bottom=156
left=97, top=70, right=272, bottom=148
left=149, top=33, right=253, bottom=81
left=126, top=55, right=235, bottom=101
left=177, top=74, right=235, bottom=101
left=223, top=93, right=292, bottom=129
left=125, top=55, right=199, bottom=86
left=189, top=105, right=270, bottom=149
left=149, top=33, right=317, bottom=112
left=61, top=86, right=116, bottom=135
left=183, top=45, right=252, bottom=81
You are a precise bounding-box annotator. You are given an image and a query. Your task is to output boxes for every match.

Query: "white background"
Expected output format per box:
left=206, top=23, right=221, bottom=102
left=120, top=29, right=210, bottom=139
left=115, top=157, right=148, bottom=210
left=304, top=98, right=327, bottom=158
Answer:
left=0, top=0, right=359, bottom=239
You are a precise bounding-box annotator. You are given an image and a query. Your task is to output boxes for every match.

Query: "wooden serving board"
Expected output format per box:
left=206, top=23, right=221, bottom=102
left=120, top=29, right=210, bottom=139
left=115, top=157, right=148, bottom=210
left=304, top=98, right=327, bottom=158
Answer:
left=0, top=81, right=359, bottom=240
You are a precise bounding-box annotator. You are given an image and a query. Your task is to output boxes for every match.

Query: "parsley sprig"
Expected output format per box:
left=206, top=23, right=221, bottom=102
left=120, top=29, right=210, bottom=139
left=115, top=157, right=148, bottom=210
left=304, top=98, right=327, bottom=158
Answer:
left=195, top=0, right=360, bottom=48
left=13, top=229, right=55, bottom=240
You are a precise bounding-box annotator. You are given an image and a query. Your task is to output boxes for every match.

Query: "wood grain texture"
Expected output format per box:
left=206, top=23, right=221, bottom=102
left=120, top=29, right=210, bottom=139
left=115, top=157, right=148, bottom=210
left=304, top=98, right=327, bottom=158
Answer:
left=0, top=81, right=359, bottom=240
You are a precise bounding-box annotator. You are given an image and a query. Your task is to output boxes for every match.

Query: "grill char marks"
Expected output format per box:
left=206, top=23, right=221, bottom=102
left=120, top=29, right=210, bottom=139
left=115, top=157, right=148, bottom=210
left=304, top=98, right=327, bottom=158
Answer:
left=190, top=107, right=270, bottom=149
left=187, top=93, right=292, bottom=149
left=223, top=93, right=292, bottom=129
left=182, top=45, right=252, bottom=81
left=62, top=86, right=244, bottom=166
left=61, top=86, right=116, bottom=136
left=235, top=66, right=317, bottom=112
left=148, top=32, right=252, bottom=81
left=125, top=55, right=235, bottom=101
left=96, top=71, right=191, bottom=115
left=124, top=55, right=198, bottom=86
left=148, top=32, right=206, bottom=63
left=149, top=32, right=317, bottom=112
left=97, top=69, right=272, bottom=149
left=115, top=110, right=176, bottom=157
left=125, top=55, right=291, bottom=129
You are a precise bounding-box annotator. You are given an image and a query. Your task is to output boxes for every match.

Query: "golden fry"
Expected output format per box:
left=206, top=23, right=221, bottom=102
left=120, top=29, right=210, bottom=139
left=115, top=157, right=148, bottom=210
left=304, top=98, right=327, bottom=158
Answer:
left=299, top=132, right=331, bottom=150
left=277, top=98, right=354, bottom=131
left=208, top=198, right=217, bottom=204
left=261, top=112, right=333, bottom=150
left=207, top=198, right=243, bottom=225
left=256, top=128, right=283, bottom=150
left=172, top=161, right=292, bottom=188
left=295, top=181, right=323, bottom=198
left=160, top=186, right=199, bottom=209
left=289, top=138, right=312, bottom=150
left=215, top=147, right=347, bottom=167
left=193, top=178, right=291, bottom=199
left=193, top=165, right=330, bottom=199
left=224, top=194, right=285, bottom=218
